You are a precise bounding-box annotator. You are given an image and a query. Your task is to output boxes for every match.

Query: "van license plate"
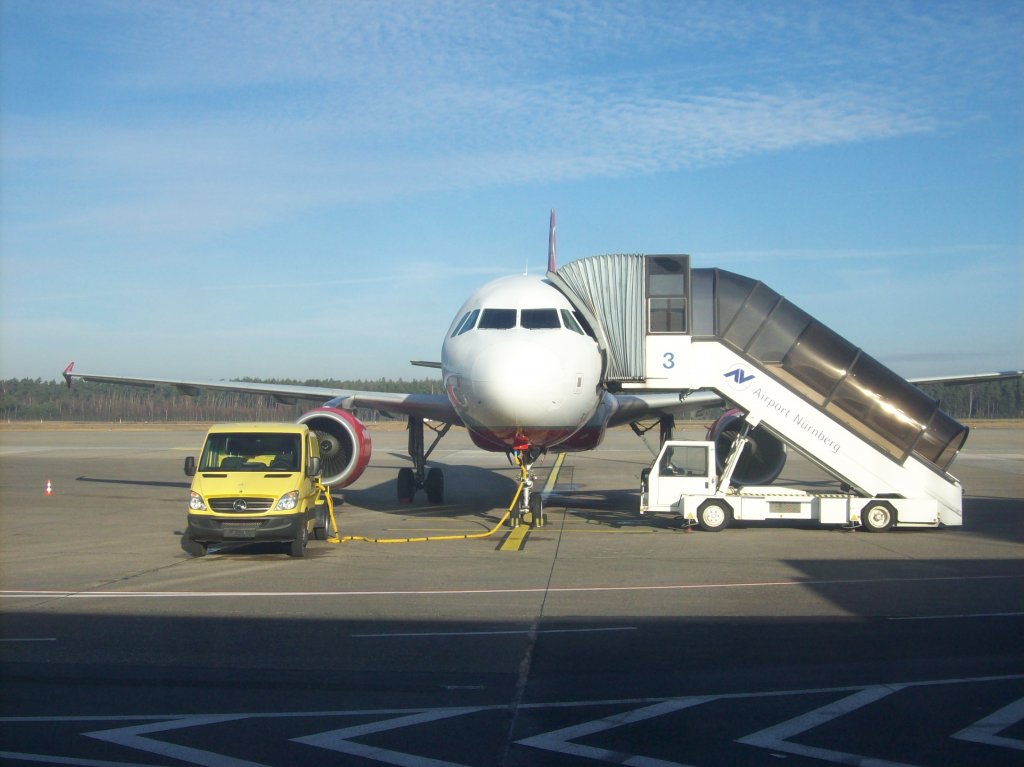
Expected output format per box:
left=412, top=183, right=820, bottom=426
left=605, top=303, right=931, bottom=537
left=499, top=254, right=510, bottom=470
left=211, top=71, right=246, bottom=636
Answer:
left=223, top=524, right=257, bottom=538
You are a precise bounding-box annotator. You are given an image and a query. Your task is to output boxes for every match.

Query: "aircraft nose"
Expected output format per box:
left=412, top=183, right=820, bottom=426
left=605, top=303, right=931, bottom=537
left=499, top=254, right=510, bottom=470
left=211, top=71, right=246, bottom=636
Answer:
left=469, top=339, right=563, bottom=421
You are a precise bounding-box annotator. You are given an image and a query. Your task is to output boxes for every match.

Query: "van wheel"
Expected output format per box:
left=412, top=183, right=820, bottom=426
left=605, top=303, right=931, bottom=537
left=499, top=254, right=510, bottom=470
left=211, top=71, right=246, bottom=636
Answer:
left=312, top=505, right=329, bottom=540
left=289, top=526, right=308, bottom=557
left=697, top=501, right=732, bottom=532
left=183, top=534, right=207, bottom=557
left=862, top=502, right=895, bottom=532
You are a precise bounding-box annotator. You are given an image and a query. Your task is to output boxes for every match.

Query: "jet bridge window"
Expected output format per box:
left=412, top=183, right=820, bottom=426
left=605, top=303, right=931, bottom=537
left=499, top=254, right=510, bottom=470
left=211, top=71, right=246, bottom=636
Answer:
left=647, top=256, right=689, bottom=333
left=478, top=308, right=517, bottom=329
left=521, top=308, right=561, bottom=329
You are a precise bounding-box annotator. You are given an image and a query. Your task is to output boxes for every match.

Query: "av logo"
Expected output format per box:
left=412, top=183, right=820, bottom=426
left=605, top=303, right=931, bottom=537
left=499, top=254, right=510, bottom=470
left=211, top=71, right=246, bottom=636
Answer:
left=724, top=366, right=755, bottom=390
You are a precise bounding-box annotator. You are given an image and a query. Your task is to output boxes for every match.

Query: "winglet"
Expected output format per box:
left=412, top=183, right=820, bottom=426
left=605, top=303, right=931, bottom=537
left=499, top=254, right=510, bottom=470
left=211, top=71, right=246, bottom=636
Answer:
left=547, top=208, right=557, bottom=273
left=63, top=361, right=75, bottom=388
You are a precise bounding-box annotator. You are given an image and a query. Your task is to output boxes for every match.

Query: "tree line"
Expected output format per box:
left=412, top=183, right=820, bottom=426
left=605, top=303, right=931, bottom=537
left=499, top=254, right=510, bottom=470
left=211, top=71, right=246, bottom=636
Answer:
left=0, top=378, right=441, bottom=423
left=0, top=376, right=1020, bottom=423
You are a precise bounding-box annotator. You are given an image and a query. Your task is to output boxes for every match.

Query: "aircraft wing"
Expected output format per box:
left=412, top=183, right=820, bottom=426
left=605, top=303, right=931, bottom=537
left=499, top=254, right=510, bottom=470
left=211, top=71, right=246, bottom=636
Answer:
left=62, top=364, right=461, bottom=424
left=908, top=371, right=1023, bottom=386
left=607, top=390, right=725, bottom=427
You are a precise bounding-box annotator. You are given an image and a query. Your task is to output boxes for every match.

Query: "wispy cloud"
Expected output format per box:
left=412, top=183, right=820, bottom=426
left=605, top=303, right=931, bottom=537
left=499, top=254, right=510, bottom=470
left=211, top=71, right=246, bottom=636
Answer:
left=7, top=1, right=1016, bottom=230
left=2, top=1, right=1020, bottom=380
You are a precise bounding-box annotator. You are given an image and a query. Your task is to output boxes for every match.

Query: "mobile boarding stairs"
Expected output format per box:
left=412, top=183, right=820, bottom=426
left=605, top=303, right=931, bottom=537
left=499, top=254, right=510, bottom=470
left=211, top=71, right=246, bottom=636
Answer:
left=549, top=254, right=965, bottom=528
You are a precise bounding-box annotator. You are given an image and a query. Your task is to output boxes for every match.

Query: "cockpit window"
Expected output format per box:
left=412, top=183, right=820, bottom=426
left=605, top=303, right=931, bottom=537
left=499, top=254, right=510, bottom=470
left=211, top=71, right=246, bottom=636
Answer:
left=452, top=308, right=479, bottom=336
left=478, top=308, right=517, bottom=329
left=521, top=308, right=561, bottom=329
left=560, top=309, right=584, bottom=334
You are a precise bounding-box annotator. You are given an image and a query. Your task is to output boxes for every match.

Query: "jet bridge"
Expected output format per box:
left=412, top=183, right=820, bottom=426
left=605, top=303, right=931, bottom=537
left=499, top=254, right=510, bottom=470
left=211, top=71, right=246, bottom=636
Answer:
left=548, top=254, right=966, bottom=527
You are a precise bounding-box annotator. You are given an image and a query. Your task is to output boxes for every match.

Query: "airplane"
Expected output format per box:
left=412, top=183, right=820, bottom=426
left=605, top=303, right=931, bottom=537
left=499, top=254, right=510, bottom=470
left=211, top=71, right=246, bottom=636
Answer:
left=63, top=211, right=1022, bottom=527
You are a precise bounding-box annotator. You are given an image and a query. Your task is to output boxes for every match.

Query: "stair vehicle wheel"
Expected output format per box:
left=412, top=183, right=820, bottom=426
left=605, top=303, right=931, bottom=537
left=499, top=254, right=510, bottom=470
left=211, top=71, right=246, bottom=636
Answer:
left=397, top=467, right=416, bottom=503
left=697, top=501, right=732, bottom=532
left=862, top=502, right=895, bottom=533
left=425, top=467, right=445, bottom=503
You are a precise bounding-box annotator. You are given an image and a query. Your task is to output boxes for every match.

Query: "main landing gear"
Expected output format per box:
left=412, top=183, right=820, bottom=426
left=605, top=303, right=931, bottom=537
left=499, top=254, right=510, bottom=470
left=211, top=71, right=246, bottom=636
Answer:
left=397, top=416, right=451, bottom=504
left=509, top=446, right=545, bottom=529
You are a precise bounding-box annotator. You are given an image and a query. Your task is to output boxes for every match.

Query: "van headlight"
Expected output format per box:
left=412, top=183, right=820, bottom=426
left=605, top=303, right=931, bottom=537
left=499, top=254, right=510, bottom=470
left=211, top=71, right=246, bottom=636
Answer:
left=275, top=490, right=299, bottom=511
left=189, top=492, right=207, bottom=511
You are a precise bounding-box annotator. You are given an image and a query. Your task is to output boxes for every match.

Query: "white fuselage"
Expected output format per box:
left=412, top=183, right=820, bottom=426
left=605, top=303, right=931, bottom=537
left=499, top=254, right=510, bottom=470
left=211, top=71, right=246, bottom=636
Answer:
left=441, top=274, right=604, bottom=452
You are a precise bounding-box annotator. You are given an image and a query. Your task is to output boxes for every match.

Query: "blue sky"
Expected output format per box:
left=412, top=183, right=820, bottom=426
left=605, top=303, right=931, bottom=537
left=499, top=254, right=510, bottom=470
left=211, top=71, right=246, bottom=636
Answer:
left=1, top=0, right=1021, bottom=382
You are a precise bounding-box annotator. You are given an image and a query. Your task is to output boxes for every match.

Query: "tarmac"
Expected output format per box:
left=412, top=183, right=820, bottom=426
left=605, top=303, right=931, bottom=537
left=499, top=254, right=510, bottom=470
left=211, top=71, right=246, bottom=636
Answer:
left=1, top=422, right=1022, bottom=766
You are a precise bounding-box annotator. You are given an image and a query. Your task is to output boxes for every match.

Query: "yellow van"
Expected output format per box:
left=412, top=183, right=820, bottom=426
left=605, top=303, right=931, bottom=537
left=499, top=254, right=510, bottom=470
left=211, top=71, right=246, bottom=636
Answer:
left=183, top=423, right=328, bottom=557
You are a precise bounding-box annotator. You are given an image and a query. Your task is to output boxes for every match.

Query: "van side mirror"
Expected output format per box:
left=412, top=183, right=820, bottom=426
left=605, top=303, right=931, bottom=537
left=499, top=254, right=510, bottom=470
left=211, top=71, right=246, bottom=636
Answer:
left=184, top=456, right=196, bottom=477
left=306, top=456, right=321, bottom=477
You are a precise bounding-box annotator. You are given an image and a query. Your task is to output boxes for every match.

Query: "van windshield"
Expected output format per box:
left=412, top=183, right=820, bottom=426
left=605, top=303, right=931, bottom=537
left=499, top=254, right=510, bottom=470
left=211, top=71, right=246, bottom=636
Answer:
left=199, top=433, right=302, bottom=472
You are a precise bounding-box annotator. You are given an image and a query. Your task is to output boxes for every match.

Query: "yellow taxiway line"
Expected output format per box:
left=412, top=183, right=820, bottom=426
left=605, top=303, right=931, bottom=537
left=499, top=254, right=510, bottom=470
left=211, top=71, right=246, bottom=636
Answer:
left=498, top=453, right=566, bottom=552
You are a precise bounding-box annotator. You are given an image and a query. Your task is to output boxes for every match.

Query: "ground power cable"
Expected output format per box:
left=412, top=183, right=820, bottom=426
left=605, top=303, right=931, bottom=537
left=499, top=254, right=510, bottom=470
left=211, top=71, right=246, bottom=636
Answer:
left=317, top=461, right=527, bottom=545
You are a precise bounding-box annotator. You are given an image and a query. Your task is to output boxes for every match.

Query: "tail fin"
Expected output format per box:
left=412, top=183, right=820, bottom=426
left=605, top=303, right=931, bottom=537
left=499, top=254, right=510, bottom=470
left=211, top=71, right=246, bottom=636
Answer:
left=547, top=209, right=557, bottom=273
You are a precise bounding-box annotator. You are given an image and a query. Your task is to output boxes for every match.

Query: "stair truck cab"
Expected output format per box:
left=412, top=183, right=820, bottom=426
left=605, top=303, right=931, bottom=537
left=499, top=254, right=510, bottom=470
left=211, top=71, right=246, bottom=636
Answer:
left=640, top=433, right=951, bottom=532
left=183, top=423, right=330, bottom=556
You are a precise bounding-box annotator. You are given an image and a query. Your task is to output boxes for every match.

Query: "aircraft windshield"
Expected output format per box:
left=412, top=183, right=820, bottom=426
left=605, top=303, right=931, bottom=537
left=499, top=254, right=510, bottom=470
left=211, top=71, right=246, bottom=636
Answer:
left=561, top=309, right=585, bottom=334
left=199, top=433, right=302, bottom=472
left=478, top=309, right=517, bottom=329
left=452, top=309, right=480, bottom=336
left=473, top=308, right=575, bottom=331
left=521, top=309, right=560, bottom=329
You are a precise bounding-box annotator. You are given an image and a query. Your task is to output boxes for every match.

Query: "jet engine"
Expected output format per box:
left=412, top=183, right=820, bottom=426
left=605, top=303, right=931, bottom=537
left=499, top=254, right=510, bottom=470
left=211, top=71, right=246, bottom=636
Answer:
left=707, top=409, right=786, bottom=486
left=297, top=407, right=372, bottom=487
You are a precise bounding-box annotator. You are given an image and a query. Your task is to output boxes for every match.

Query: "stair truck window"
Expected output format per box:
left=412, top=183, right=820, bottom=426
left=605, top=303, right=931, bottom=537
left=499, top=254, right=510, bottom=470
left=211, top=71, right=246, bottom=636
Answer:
left=660, top=445, right=707, bottom=477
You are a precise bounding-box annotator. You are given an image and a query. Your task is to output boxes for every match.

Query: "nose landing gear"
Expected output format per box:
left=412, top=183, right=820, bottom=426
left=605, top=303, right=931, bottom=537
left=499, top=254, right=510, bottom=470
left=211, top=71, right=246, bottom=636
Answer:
left=510, top=445, right=546, bottom=529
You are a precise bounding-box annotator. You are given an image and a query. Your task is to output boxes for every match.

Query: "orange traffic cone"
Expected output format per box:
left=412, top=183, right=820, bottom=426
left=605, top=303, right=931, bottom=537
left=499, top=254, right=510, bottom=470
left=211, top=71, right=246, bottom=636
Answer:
left=44, top=480, right=53, bottom=496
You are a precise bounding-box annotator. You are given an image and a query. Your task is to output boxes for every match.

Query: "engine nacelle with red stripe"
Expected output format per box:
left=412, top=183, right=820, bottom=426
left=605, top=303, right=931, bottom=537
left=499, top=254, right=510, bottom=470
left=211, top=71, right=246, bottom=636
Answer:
left=707, top=408, right=787, bottom=486
left=297, top=407, right=372, bottom=487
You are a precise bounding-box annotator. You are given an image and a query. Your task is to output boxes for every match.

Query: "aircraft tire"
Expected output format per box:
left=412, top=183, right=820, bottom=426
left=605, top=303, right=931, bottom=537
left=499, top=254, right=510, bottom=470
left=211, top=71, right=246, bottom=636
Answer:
left=529, top=494, right=544, bottom=528
left=397, top=467, right=415, bottom=503
left=425, top=467, right=445, bottom=503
